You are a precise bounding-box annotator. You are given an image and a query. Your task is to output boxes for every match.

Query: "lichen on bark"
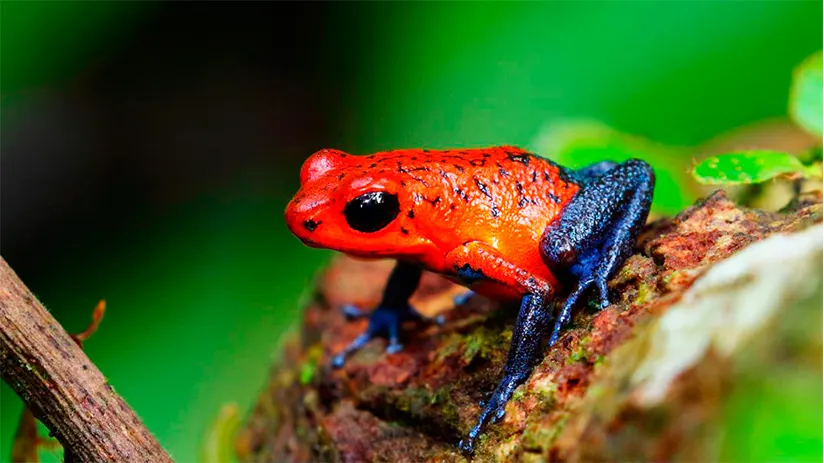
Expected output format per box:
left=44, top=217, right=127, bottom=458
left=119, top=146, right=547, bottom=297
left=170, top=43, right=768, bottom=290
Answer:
left=237, top=190, right=822, bottom=463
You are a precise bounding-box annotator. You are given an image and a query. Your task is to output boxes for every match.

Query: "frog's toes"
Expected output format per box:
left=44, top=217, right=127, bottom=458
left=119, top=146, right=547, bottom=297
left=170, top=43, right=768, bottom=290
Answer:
left=453, top=290, right=475, bottom=306
left=456, top=404, right=506, bottom=454
left=331, top=354, right=346, bottom=369
left=457, top=438, right=476, bottom=455
left=341, top=304, right=367, bottom=320
left=596, top=278, right=610, bottom=309
left=491, top=405, right=507, bottom=424
left=330, top=303, right=444, bottom=367
left=331, top=333, right=371, bottom=369
left=385, top=340, right=404, bottom=355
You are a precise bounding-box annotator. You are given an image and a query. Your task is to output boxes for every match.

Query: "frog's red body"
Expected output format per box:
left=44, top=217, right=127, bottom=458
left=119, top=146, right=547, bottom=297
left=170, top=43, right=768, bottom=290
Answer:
left=286, top=146, right=578, bottom=300
left=285, top=145, right=655, bottom=453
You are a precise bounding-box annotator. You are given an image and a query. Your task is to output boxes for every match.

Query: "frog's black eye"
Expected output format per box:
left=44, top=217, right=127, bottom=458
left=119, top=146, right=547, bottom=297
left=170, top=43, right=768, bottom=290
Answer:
left=344, top=191, right=400, bottom=233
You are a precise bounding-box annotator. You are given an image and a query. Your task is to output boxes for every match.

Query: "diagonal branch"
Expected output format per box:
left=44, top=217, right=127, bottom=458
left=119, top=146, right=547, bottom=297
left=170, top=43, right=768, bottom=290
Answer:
left=0, top=257, right=173, bottom=463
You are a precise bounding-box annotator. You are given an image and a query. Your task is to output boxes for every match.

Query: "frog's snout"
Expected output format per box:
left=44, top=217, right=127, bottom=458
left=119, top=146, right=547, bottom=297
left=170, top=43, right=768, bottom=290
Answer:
left=284, top=192, right=330, bottom=243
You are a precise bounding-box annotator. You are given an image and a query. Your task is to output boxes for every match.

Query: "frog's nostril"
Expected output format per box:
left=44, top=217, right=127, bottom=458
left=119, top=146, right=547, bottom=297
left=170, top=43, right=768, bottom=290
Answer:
left=303, top=219, right=321, bottom=232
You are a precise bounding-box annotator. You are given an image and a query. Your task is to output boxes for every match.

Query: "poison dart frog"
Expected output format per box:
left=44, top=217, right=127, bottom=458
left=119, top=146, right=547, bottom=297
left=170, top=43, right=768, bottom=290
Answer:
left=285, top=146, right=654, bottom=453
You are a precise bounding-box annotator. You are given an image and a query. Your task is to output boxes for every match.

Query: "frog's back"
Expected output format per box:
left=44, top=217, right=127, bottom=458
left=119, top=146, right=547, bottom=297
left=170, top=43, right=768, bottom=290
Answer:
left=363, top=146, right=581, bottom=277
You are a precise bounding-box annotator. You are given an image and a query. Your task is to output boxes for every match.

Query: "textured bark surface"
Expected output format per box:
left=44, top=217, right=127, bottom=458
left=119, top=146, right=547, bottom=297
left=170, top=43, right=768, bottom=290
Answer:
left=0, top=258, right=173, bottom=463
left=237, top=191, right=822, bottom=462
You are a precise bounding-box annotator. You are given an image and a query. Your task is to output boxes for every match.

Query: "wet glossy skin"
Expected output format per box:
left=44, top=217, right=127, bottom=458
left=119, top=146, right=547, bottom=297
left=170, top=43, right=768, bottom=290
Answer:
left=285, top=146, right=579, bottom=300
left=285, top=146, right=655, bottom=453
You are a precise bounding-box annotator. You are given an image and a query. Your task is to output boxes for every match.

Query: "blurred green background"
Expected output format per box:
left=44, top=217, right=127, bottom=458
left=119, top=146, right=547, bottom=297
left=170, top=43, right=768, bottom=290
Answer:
left=1, top=2, right=820, bottom=462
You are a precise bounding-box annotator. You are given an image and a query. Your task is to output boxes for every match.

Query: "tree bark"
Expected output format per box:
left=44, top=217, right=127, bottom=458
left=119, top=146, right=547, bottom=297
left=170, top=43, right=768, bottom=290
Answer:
left=237, top=191, right=823, bottom=462
left=0, top=257, right=173, bottom=463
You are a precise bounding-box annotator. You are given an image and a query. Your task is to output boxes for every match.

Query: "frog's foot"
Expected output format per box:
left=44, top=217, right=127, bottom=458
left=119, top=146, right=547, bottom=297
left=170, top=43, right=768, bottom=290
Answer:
left=332, top=304, right=444, bottom=368
left=453, top=290, right=476, bottom=306
left=340, top=303, right=445, bottom=326
left=477, top=390, right=494, bottom=407
left=341, top=304, right=369, bottom=320
left=458, top=372, right=524, bottom=453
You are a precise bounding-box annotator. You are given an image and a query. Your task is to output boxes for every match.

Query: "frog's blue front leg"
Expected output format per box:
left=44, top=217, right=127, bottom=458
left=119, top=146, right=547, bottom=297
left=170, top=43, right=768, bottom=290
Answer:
left=453, top=266, right=482, bottom=306
left=331, top=261, right=444, bottom=368
left=541, top=159, right=655, bottom=346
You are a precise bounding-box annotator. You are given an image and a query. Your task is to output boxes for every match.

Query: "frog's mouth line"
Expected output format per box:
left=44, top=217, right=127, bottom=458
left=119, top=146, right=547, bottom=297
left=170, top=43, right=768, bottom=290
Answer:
left=295, top=236, right=382, bottom=257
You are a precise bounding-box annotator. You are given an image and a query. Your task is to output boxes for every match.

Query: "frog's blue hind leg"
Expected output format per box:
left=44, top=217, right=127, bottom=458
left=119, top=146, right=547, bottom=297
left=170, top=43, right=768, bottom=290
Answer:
left=331, top=262, right=444, bottom=368
left=575, top=160, right=618, bottom=180
left=541, top=159, right=655, bottom=347
left=456, top=161, right=654, bottom=454
left=458, top=293, right=550, bottom=454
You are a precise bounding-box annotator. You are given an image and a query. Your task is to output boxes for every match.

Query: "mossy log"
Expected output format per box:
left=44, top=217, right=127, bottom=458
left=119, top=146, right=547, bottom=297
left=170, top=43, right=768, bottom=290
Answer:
left=236, top=190, right=823, bottom=462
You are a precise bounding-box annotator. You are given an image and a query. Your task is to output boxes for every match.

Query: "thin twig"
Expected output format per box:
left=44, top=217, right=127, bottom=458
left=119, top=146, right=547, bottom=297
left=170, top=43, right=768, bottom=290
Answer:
left=0, top=257, right=173, bottom=463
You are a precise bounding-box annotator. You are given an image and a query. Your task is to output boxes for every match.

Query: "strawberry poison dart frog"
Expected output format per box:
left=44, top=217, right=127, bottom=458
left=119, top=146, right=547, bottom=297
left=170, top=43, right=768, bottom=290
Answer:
left=285, top=146, right=654, bottom=452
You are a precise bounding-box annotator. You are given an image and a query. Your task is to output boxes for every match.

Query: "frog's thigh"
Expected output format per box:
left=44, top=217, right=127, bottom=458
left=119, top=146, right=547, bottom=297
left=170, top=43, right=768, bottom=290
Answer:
left=445, top=241, right=553, bottom=296
left=541, top=159, right=654, bottom=271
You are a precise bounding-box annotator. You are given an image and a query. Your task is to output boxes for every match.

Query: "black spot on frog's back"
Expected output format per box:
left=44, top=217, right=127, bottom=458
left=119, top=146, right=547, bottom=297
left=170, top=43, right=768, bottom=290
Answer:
left=425, top=195, right=442, bottom=205
left=506, top=151, right=530, bottom=165
left=473, top=176, right=493, bottom=200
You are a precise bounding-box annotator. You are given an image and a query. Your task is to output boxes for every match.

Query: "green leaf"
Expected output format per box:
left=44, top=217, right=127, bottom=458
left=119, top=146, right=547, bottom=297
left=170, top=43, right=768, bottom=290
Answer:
left=531, top=119, right=698, bottom=215
left=797, top=146, right=823, bottom=165
left=789, top=51, right=823, bottom=138
left=200, top=404, right=241, bottom=463
left=692, top=151, right=819, bottom=185
left=299, top=359, right=316, bottom=385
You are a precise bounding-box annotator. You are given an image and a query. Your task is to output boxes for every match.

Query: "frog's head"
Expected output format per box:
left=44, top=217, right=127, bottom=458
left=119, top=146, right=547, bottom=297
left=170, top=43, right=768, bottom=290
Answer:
left=285, top=149, right=428, bottom=259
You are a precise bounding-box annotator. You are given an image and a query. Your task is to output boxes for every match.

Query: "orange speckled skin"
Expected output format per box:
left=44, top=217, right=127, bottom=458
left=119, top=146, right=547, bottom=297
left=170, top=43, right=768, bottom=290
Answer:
left=285, top=146, right=581, bottom=300
left=285, top=145, right=656, bottom=453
